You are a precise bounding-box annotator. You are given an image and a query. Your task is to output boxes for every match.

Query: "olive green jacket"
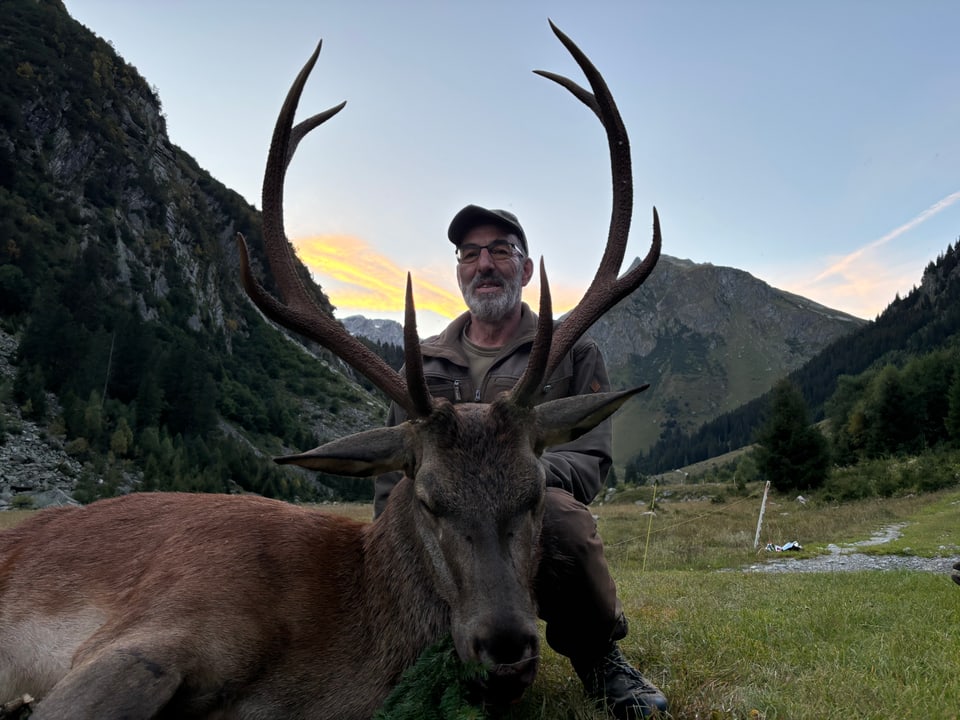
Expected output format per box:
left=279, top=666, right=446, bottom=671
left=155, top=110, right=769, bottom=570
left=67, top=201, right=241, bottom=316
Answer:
left=373, top=303, right=613, bottom=516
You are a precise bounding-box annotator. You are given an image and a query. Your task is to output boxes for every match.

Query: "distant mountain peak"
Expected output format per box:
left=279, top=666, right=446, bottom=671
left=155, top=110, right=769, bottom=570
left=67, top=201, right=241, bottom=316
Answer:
left=342, top=316, right=404, bottom=348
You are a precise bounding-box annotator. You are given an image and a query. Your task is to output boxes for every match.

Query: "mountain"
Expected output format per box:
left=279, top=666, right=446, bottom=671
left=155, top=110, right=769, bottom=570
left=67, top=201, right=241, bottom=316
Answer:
left=342, top=315, right=404, bottom=348
left=588, top=255, right=867, bottom=465
left=0, top=0, right=386, bottom=508
left=631, top=242, right=960, bottom=475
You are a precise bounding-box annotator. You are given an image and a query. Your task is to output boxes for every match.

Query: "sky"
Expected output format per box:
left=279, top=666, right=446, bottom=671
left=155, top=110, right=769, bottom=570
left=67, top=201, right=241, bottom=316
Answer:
left=64, top=1, right=960, bottom=337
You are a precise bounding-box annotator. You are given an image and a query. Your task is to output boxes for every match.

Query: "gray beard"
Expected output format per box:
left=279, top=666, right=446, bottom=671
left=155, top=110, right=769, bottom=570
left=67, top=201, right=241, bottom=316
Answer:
left=461, top=269, right=523, bottom=323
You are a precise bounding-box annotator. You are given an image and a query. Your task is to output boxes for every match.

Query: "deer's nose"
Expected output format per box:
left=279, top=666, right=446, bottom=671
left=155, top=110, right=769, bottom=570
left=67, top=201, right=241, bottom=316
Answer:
left=471, top=625, right=540, bottom=703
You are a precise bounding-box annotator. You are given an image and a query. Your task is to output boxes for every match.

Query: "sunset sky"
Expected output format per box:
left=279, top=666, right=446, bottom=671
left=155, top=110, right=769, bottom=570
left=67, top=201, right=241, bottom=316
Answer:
left=65, top=1, right=960, bottom=337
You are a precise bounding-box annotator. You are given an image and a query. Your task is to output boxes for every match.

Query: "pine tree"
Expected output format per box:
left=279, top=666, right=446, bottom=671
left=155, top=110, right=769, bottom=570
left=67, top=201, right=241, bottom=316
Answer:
left=946, top=360, right=960, bottom=444
left=755, top=379, right=830, bottom=492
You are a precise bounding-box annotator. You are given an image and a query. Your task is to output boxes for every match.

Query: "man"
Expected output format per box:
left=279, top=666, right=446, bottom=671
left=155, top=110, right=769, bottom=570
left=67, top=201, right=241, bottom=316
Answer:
left=374, top=205, right=668, bottom=719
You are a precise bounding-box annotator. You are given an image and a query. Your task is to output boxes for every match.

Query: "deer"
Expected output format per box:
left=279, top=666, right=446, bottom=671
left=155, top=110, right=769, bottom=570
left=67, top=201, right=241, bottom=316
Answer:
left=0, top=20, right=661, bottom=720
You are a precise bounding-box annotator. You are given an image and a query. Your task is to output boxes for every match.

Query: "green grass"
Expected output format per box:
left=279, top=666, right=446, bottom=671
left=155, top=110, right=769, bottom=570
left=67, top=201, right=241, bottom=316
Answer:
left=512, top=570, right=960, bottom=720
left=864, top=491, right=960, bottom=558
left=501, top=486, right=960, bottom=720
left=4, top=489, right=959, bottom=719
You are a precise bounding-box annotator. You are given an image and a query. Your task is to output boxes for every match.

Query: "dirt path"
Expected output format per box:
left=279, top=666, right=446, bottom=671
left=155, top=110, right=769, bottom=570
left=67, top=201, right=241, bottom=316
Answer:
left=743, top=523, right=960, bottom=575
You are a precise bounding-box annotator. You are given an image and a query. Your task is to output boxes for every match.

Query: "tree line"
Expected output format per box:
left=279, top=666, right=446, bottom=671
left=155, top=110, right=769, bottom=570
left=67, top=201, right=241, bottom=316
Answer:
left=625, top=343, right=960, bottom=499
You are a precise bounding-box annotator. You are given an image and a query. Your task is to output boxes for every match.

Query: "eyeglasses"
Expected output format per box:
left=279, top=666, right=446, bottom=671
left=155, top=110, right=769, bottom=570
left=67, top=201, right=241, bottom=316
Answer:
left=456, top=239, right=523, bottom=265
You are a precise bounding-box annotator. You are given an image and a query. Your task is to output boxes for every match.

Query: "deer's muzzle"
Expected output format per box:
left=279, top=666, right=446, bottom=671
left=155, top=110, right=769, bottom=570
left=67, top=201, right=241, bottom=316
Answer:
left=468, top=623, right=540, bottom=705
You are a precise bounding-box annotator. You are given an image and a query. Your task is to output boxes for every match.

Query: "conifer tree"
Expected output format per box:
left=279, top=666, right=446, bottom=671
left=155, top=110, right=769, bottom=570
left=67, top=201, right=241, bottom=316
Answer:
left=946, top=361, right=960, bottom=444
left=755, top=379, right=830, bottom=492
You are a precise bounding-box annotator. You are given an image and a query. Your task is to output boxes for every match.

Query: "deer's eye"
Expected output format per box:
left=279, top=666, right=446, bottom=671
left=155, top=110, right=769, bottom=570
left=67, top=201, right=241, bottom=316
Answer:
left=418, top=497, right=438, bottom=518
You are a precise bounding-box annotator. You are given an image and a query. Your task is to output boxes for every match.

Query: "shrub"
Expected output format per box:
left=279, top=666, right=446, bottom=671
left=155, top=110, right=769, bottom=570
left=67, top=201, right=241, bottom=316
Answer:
left=821, top=464, right=875, bottom=502
left=11, top=494, right=34, bottom=510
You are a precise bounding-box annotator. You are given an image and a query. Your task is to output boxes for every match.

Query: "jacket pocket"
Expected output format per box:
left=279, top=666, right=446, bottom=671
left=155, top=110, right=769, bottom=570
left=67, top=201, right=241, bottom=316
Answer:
left=425, top=374, right=471, bottom=403
left=486, top=375, right=520, bottom=400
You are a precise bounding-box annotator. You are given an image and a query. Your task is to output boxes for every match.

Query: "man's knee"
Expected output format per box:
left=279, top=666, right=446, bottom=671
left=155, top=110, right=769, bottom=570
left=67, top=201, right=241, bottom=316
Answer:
left=540, top=487, right=602, bottom=561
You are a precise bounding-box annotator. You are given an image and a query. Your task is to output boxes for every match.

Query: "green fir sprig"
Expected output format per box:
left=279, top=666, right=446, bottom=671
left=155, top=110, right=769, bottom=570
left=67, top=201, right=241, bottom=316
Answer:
left=374, top=635, right=490, bottom=720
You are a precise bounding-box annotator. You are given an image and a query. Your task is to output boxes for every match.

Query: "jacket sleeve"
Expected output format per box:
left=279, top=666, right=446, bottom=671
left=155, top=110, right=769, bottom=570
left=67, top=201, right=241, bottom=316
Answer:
left=539, top=338, right=613, bottom=505
left=372, top=402, right=407, bottom=518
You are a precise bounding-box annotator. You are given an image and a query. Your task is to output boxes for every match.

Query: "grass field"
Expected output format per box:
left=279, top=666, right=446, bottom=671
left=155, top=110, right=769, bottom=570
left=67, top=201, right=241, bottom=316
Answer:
left=571, top=486, right=960, bottom=720
left=3, top=487, right=959, bottom=719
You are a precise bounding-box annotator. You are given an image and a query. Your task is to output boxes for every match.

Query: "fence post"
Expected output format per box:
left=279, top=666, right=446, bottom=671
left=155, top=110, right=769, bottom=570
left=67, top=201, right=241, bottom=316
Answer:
left=641, top=481, right=658, bottom=573
left=753, top=480, right=771, bottom=550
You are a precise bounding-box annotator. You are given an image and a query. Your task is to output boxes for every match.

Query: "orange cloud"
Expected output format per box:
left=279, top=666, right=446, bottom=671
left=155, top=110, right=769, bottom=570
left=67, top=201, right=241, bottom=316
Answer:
left=292, top=233, right=586, bottom=323
left=293, top=234, right=465, bottom=319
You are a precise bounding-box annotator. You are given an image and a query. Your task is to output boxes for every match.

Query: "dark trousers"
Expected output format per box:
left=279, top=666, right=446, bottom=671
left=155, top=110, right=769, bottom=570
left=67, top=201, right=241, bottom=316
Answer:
left=535, top=487, right=628, bottom=667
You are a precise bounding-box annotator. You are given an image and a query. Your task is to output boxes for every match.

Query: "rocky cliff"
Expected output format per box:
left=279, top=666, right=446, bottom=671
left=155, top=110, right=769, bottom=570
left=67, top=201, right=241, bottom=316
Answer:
left=0, top=328, right=83, bottom=509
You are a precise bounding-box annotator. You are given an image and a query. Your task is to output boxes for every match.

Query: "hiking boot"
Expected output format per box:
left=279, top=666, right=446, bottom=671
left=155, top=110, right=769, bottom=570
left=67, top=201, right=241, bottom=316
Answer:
left=577, top=644, right=668, bottom=719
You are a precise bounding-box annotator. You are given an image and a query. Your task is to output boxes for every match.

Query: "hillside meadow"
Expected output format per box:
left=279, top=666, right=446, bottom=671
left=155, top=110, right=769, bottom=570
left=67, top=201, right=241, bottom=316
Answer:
left=3, top=486, right=958, bottom=719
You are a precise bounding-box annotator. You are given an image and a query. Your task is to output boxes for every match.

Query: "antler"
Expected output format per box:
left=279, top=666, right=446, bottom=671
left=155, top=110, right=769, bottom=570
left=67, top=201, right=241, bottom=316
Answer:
left=512, top=21, right=661, bottom=405
left=237, top=41, right=433, bottom=419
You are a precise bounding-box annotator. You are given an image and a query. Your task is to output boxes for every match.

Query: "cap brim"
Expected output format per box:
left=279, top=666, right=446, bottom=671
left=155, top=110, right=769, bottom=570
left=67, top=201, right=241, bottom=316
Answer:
left=447, top=204, right=527, bottom=255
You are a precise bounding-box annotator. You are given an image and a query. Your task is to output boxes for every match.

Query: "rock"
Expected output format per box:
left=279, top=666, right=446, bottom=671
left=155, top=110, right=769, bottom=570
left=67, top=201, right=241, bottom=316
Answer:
left=0, top=329, right=83, bottom=510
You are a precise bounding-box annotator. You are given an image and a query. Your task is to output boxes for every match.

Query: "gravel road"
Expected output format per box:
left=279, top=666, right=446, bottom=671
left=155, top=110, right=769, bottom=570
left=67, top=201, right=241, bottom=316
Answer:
left=743, top=523, right=960, bottom=575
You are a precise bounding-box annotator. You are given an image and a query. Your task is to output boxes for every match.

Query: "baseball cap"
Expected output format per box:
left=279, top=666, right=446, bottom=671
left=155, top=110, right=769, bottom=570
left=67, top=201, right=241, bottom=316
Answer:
left=447, top=204, right=528, bottom=256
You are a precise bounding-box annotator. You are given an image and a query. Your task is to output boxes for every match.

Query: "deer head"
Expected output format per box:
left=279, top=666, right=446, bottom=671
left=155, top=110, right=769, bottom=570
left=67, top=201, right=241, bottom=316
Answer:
left=236, top=20, right=661, bottom=703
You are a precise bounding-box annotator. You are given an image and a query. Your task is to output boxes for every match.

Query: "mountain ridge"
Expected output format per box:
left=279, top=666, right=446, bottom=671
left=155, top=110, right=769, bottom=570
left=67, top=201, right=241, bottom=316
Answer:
left=628, top=240, right=960, bottom=476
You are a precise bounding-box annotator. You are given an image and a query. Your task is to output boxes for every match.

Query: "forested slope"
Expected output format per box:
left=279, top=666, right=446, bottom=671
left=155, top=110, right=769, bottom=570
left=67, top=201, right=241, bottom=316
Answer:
left=0, top=0, right=385, bottom=508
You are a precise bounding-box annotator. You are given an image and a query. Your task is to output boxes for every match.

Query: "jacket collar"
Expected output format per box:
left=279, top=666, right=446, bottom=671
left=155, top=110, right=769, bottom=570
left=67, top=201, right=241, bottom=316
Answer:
left=421, top=303, right=539, bottom=367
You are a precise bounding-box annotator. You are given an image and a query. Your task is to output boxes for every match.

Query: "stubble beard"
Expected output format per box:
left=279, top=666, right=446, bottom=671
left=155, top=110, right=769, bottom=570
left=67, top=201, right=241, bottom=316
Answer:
left=460, top=267, right=524, bottom=323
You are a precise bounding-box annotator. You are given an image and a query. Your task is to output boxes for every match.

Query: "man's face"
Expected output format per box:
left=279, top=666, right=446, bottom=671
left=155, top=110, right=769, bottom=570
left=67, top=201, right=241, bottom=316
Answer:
left=456, top=225, right=533, bottom=323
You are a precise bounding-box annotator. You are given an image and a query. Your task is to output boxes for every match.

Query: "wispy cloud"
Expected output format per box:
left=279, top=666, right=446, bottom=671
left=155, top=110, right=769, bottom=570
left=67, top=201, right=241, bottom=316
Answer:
left=782, top=190, right=960, bottom=318
left=812, top=190, right=960, bottom=285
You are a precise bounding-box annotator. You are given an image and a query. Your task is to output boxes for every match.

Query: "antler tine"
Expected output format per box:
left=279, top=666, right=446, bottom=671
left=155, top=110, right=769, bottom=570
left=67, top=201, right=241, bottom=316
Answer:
left=286, top=104, right=346, bottom=176
left=238, top=41, right=424, bottom=417
left=512, top=259, right=554, bottom=407
left=403, top=273, right=434, bottom=417
left=533, top=21, right=662, bottom=380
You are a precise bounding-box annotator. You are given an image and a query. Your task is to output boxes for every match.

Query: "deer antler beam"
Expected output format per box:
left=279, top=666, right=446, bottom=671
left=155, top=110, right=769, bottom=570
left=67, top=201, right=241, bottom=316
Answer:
left=533, top=21, right=662, bottom=381
left=237, top=41, right=430, bottom=418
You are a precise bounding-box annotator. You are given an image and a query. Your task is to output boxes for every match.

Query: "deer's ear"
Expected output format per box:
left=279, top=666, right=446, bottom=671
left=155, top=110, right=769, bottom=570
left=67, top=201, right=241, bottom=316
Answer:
left=535, top=386, right=648, bottom=448
left=275, top=425, right=411, bottom=477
